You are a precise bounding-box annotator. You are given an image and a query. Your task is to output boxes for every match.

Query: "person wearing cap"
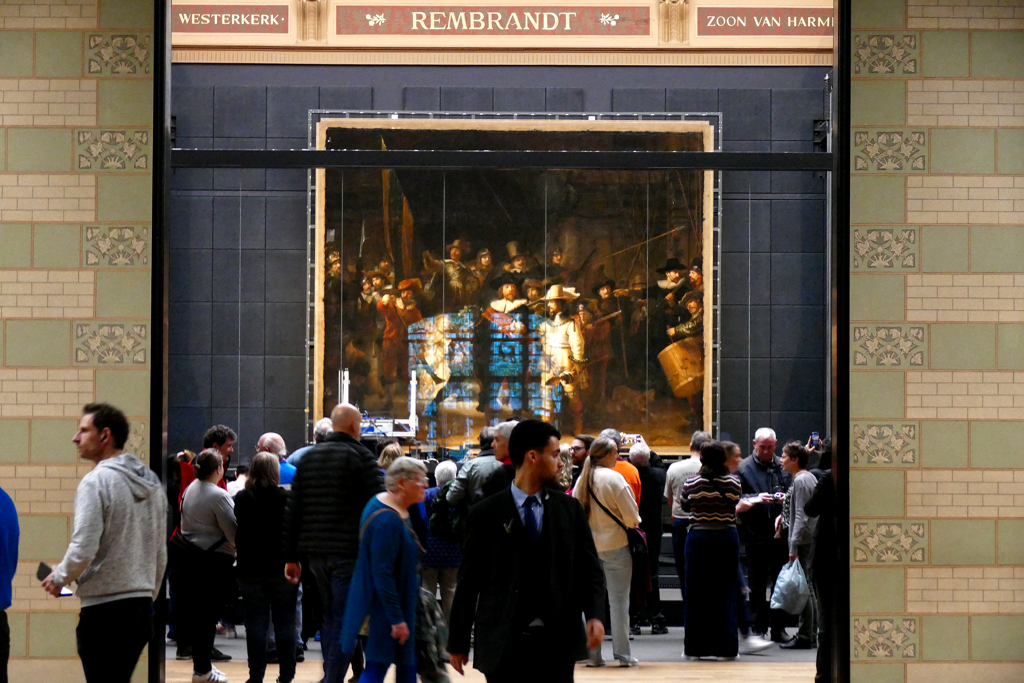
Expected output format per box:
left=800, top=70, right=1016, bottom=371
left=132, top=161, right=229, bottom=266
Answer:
left=539, top=285, right=586, bottom=435
left=504, top=241, right=540, bottom=279
left=483, top=272, right=528, bottom=319
left=423, top=239, right=479, bottom=313
left=687, top=258, right=704, bottom=295
left=472, top=248, right=498, bottom=299
left=377, top=279, right=424, bottom=407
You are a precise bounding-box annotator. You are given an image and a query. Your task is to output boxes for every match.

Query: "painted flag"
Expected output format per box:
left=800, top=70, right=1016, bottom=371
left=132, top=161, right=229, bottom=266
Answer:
left=381, top=139, right=415, bottom=279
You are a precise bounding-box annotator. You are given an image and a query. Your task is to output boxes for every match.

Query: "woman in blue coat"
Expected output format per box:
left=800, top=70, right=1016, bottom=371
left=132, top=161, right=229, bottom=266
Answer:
left=341, top=456, right=428, bottom=683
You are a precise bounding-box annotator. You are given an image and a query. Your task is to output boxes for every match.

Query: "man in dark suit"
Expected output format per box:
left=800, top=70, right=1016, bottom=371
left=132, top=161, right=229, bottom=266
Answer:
left=448, top=419, right=606, bottom=683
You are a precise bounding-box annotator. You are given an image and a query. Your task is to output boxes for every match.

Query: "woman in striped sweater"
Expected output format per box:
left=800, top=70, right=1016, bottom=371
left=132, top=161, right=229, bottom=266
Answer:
left=679, top=440, right=743, bottom=660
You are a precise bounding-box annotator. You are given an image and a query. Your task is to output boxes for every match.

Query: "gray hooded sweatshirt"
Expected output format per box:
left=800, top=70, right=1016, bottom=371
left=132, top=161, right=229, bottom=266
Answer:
left=53, top=453, right=168, bottom=607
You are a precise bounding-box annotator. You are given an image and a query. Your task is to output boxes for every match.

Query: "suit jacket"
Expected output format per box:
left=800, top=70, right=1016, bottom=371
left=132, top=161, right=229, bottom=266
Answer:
left=447, top=486, right=606, bottom=674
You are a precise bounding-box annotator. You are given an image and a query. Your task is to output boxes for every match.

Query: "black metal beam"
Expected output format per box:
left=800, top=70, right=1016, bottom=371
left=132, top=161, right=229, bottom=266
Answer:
left=171, top=148, right=833, bottom=171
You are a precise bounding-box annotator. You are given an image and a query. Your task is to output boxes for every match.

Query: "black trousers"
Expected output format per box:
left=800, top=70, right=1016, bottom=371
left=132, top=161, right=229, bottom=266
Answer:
left=485, top=628, right=576, bottom=683
left=814, top=570, right=833, bottom=683
left=182, top=552, right=234, bottom=675
left=0, top=610, right=9, bottom=683
left=745, top=538, right=788, bottom=637
left=76, top=598, right=153, bottom=683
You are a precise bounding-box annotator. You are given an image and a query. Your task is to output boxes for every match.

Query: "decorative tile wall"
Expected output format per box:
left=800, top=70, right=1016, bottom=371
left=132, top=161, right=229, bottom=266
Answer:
left=0, top=3, right=153, bottom=680
left=852, top=0, right=1024, bottom=678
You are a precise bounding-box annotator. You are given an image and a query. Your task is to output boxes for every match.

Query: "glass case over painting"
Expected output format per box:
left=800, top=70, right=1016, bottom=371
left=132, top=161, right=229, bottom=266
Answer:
left=313, top=118, right=716, bottom=451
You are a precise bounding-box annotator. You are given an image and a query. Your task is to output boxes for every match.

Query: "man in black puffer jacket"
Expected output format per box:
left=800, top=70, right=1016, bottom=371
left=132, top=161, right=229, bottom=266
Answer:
left=284, top=403, right=383, bottom=683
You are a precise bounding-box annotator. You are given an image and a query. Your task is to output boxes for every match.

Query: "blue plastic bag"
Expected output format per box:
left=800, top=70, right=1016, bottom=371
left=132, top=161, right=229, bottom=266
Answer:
left=770, top=559, right=810, bottom=614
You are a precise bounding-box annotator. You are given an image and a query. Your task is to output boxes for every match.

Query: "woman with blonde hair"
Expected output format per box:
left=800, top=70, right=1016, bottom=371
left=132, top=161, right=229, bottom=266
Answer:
left=341, top=457, right=428, bottom=683
left=572, top=436, right=641, bottom=667
left=234, top=452, right=298, bottom=683
left=377, top=442, right=403, bottom=471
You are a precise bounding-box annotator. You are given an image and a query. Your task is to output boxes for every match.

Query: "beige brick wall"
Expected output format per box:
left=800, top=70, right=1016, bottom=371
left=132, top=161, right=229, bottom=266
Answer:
left=908, top=80, right=1024, bottom=127
left=0, top=0, right=96, bottom=30
left=0, top=175, right=96, bottom=222
left=906, top=176, right=1024, bottom=225
left=907, top=566, right=1024, bottom=614
left=0, top=79, right=97, bottom=127
left=906, top=371, right=1024, bottom=418
left=0, top=369, right=94, bottom=417
left=906, top=274, right=1024, bottom=322
left=0, top=272, right=95, bottom=319
left=907, top=0, right=1024, bottom=29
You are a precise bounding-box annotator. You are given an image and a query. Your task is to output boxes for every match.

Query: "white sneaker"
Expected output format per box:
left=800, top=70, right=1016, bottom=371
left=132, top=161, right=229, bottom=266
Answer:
left=585, top=657, right=606, bottom=667
left=616, top=655, right=640, bottom=667
left=739, top=633, right=774, bottom=655
left=717, top=655, right=738, bottom=661
left=193, top=666, right=227, bottom=682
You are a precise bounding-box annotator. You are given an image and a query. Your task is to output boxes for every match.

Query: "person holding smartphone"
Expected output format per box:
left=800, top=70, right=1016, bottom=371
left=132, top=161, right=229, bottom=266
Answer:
left=40, top=403, right=168, bottom=683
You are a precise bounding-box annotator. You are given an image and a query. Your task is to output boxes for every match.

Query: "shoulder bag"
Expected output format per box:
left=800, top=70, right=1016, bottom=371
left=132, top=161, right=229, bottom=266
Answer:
left=168, top=494, right=228, bottom=568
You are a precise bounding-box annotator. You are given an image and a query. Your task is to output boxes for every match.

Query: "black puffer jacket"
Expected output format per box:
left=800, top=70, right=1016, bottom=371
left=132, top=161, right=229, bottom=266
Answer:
left=284, top=432, right=384, bottom=562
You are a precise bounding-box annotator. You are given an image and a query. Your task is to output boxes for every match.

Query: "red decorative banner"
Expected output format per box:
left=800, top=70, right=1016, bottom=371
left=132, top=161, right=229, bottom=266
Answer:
left=172, top=4, right=290, bottom=33
left=696, top=7, right=833, bottom=36
left=336, top=6, right=650, bottom=35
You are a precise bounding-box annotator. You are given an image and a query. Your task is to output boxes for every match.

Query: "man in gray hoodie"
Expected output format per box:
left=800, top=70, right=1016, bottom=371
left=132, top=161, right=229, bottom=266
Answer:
left=41, top=403, right=168, bottom=683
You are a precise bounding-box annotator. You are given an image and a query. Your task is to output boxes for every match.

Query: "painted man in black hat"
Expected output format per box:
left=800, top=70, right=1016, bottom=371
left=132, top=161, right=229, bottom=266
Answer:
left=477, top=272, right=532, bottom=420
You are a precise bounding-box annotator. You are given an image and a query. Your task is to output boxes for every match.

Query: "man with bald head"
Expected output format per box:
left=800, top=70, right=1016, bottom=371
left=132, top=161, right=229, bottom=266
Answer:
left=284, top=404, right=383, bottom=683
left=256, top=432, right=295, bottom=485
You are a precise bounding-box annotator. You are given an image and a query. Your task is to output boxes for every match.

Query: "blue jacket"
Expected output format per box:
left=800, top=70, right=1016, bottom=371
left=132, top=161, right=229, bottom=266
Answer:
left=341, top=496, right=421, bottom=665
left=0, top=487, right=19, bottom=610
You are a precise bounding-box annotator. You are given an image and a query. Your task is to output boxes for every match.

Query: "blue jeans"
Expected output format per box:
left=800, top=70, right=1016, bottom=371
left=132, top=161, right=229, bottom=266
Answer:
left=359, top=661, right=416, bottom=683
left=238, top=576, right=299, bottom=683
left=308, top=555, right=355, bottom=683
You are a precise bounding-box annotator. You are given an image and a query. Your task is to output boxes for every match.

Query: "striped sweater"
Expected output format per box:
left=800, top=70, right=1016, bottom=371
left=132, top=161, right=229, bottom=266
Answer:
left=679, top=473, right=741, bottom=525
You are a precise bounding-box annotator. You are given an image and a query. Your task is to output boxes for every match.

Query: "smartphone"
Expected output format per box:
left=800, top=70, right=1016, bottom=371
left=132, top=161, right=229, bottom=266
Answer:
left=36, top=562, right=73, bottom=596
left=811, top=432, right=820, bottom=448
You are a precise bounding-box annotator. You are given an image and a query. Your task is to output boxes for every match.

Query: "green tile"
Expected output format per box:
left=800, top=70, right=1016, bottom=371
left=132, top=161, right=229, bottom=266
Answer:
left=851, top=176, right=906, bottom=224
left=851, top=372, right=905, bottom=419
left=853, top=34, right=920, bottom=77
left=972, top=227, right=1024, bottom=273
left=8, top=612, right=26, bottom=658
left=852, top=0, right=905, bottom=29
left=4, top=320, right=70, bottom=367
left=920, top=420, right=967, bottom=469
left=997, top=130, right=1024, bottom=176
left=853, top=520, right=928, bottom=564
left=33, top=224, right=81, bottom=268
left=0, top=224, right=32, bottom=268
left=851, top=81, right=906, bottom=126
left=971, top=422, right=1024, bottom=468
left=997, top=520, right=1024, bottom=565
left=971, top=616, right=1024, bottom=660
left=97, top=175, right=153, bottom=222
left=853, top=130, right=927, bottom=173
left=87, top=33, right=153, bottom=77
left=998, top=325, right=1024, bottom=370
left=852, top=325, right=925, bottom=368
left=851, top=227, right=919, bottom=271
left=99, top=0, right=155, bottom=29
left=852, top=616, right=920, bottom=661
left=930, top=324, right=996, bottom=370
left=922, top=616, right=968, bottom=661
left=920, top=225, right=967, bottom=273
left=18, top=515, right=68, bottom=560
left=972, top=32, right=1024, bottom=79
left=931, top=519, right=995, bottom=565
left=97, top=80, right=153, bottom=126
left=34, top=31, right=82, bottom=77
left=851, top=470, right=905, bottom=517
left=851, top=663, right=904, bottom=683
left=0, top=420, right=29, bottom=464
left=95, top=369, right=149, bottom=415
left=6, top=128, right=72, bottom=173
left=930, top=128, right=996, bottom=175
left=922, top=31, right=969, bottom=78
left=30, top=419, right=78, bottom=464
left=851, top=422, right=919, bottom=467
left=851, top=568, right=906, bottom=613
left=850, top=274, right=905, bottom=321
left=0, top=33, right=33, bottom=77
left=28, top=612, right=77, bottom=657
left=96, top=271, right=150, bottom=318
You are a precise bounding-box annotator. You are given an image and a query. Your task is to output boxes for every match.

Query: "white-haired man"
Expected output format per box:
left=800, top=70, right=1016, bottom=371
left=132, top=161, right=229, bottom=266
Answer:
left=628, top=442, right=669, bottom=635
left=286, top=418, right=334, bottom=467
left=257, top=432, right=294, bottom=485
left=423, top=460, right=461, bottom=621
left=735, top=427, right=792, bottom=643
left=447, top=422, right=515, bottom=506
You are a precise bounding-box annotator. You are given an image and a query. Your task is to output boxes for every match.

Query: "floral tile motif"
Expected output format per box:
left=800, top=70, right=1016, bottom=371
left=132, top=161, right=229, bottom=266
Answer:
left=84, top=226, right=150, bottom=268
left=86, top=33, right=152, bottom=76
left=852, top=617, right=920, bottom=660
left=853, top=33, right=919, bottom=76
left=853, top=131, right=927, bottom=173
left=124, top=420, right=149, bottom=459
left=852, top=520, right=928, bottom=565
left=852, top=227, right=918, bottom=271
left=76, top=130, right=150, bottom=172
left=852, top=325, right=926, bottom=368
left=73, top=321, right=149, bottom=366
left=851, top=422, right=918, bottom=467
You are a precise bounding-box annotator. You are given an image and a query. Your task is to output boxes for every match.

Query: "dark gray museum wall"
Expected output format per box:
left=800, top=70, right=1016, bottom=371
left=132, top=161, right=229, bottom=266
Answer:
left=168, top=64, right=830, bottom=456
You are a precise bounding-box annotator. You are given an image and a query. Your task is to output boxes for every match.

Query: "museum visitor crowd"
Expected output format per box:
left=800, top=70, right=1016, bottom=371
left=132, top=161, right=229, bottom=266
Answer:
left=2, top=400, right=837, bottom=683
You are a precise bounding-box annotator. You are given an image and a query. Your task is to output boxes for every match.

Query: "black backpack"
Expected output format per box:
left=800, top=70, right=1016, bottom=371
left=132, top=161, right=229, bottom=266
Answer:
left=428, top=480, right=468, bottom=544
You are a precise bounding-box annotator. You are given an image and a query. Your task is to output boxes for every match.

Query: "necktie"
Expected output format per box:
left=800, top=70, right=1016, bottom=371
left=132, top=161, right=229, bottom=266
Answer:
left=523, top=495, right=540, bottom=543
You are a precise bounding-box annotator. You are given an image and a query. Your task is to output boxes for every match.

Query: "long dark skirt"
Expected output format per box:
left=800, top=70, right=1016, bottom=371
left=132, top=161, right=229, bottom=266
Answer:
left=684, top=527, right=740, bottom=658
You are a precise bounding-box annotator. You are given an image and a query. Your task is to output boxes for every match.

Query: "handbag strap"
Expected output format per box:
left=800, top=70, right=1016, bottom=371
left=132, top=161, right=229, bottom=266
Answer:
left=589, top=485, right=630, bottom=533
left=360, top=504, right=425, bottom=553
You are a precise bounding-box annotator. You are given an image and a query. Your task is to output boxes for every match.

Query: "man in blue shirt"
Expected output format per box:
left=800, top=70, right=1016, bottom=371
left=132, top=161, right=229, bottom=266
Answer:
left=286, top=418, right=333, bottom=468
left=0, top=485, right=18, bottom=683
left=257, top=433, right=296, bottom=485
